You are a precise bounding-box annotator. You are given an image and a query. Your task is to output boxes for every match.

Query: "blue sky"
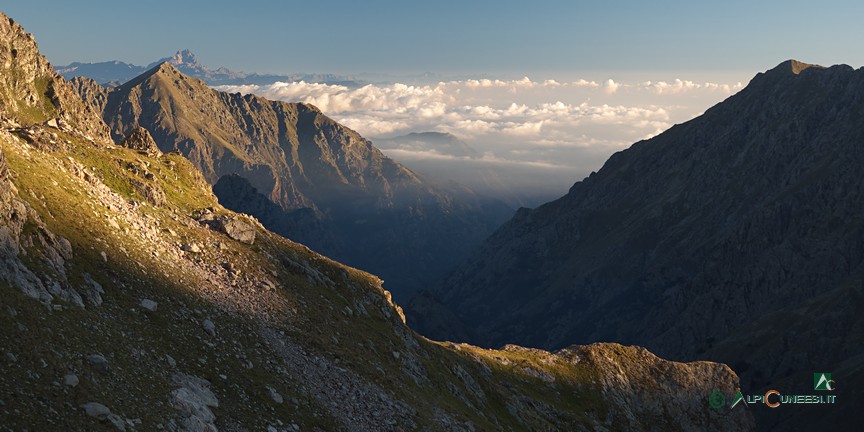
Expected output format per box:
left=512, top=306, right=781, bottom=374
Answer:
left=3, top=1, right=860, bottom=198
left=3, top=0, right=863, bottom=76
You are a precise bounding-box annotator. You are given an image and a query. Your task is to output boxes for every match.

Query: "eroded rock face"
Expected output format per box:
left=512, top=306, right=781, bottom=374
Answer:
left=0, top=137, right=79, bottom=305
left=0, top=13, right=110, bottom=142
left=120, top=126, right=161, bottom=157
left=558, top=344, right=752, bottom=431
left=69, top=77, right=108, bottom=113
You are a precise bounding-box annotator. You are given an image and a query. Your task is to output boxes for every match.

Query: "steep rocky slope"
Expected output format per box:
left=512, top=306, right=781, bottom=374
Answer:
left=0, top=11, right=752, bottom=431
left=412, top=60, right=863, bottom=430
left=73, top=63, right=510, bottom=300
left=0, top=15, right=108, bottom=141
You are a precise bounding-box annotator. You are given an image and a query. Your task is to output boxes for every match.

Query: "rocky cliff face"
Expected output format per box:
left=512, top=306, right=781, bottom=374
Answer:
left=413, top=59, right=862, bottom=430
left=0, top=11, right=753, bottom=430
left=0, top=15, right=109, bottom=141
left=73, top=63, right=510, bottom=299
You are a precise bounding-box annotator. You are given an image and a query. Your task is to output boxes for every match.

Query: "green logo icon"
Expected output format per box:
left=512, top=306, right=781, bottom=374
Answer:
left=730, top=391, right=747, bottom=408
left=814, top=373, right=834, bottom=391
left=708, top=391, right=726, bottom=409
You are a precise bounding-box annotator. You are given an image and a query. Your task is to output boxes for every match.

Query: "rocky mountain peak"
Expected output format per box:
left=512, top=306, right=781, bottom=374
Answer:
left=146, top=61, right=184, bottom=78
left=786, top=59, right=821, bottom=74
left=754, top=59, right=832, bottom=83
left=761, top=59, right=824, bottom=77
left=0, top=12, right=110, bottom=141
left=168, top=49, right=202, bottom=67
left=115, top=61, right=202, bottom=94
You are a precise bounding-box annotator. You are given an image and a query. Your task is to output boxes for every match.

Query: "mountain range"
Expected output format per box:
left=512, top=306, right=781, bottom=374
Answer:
left=69, top=63, right=512, bottom=301
left=410, top=59, right=863, bottom=430
left=56, top=49, right=360, bottom=87
left=0, top=11, right=752, bottom=430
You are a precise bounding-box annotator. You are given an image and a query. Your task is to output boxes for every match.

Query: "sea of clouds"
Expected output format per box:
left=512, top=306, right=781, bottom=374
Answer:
left=215, top=75, right=744, bottom=203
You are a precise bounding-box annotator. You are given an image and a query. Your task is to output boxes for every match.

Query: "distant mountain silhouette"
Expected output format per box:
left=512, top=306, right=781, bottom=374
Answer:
left=56, top=49, right=360, bottom=86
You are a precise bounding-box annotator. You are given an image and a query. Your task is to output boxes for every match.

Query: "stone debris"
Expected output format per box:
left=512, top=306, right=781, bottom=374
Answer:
left=266, top=386, right=283, bottom=404
left=181, top=243, right=202, bottom=254
left=170, top=373, right=219, bottom=432
left=202, top=319, right=216, bottom=337
left=197, top=211, right=255, bottom=244
left=140, top=298, right=158, bottom=312
left=64, top=374, right=79, bottom=387
left=86, top=354, right=109, bottom=373
left=81, top=402, right=127, bottom=431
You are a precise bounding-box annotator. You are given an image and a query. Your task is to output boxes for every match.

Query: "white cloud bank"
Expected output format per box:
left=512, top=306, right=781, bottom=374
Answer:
left=214, top=75, right=744, bottom=198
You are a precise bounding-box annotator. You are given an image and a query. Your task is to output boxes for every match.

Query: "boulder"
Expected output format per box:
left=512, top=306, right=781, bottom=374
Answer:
left=171, top=373, right=219, bottom=432
left=266, top=386, right=283, bottom=404
left=64, top=374, right=79, bottom=387
left=120, top=127, right=162, bottom=157
left=140, top=299, right=158, bottom=312
left=180, top=244, right=201, bottom=254
left=197, top=212, right=255, bottom=244
left=80, top=273, right=104, bottom=307
left=86, top=354, right=109, bottom=373
left=81, top=402, right=111, bottom=417
left=81, top=402, right=126, bottom=431
left=219, top=217, right=255, bottom=244
left=202, top=319, right=216, bottom=337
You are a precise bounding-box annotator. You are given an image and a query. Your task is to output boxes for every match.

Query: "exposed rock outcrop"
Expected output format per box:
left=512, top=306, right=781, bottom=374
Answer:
left=120, top=126, right=161, bottom=157
left=0, top=132, right=79, bottom=306
left=0, top=13, right=110, bottom=141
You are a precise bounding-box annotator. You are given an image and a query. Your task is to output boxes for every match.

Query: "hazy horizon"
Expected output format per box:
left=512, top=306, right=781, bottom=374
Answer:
left=8, top=0, right=857, bottom=204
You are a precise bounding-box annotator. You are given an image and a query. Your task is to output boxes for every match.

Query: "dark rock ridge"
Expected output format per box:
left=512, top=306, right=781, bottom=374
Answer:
left=0, top=11, right=752, bottom=430
left=74, top=62, right=511, bottom=299
left=412, top=59, right=864, bottom=430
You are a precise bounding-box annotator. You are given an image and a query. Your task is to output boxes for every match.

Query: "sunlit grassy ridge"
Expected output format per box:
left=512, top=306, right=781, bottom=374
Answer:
left=0, top=126, right=622, bottom=430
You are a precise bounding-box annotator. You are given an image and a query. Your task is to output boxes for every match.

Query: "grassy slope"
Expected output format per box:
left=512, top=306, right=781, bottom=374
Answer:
left=0, top=126, right=618, bottom=431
